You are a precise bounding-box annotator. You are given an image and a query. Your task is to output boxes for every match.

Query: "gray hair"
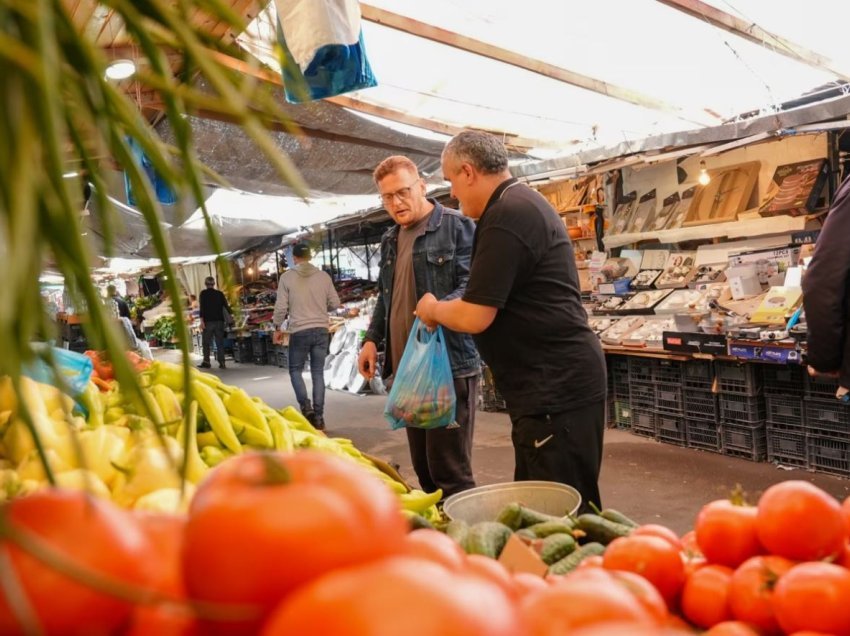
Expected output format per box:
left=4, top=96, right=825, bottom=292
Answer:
left=443, top=131, right=508, bottom=175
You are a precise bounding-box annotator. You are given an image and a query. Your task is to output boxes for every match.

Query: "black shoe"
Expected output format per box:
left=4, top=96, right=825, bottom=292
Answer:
left=197, top=362, right=211, bottom=369
left=313, top=415, right=325, bottom=431
left=219, top=362, right=226, bottom=369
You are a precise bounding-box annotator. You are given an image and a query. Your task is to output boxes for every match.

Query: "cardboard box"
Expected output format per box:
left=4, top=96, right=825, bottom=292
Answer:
left=727, top=340, right=802, bottom=364
left=663, top=331, right=728, bottom=355
left=760, top=159, right=829, bottom=217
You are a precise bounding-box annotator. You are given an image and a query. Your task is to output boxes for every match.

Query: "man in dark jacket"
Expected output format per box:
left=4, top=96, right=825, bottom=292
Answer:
left=357, top=155, right=480, bottom=498
left=803, top=176, right=850, bottom=392
left=198, top=276, right=231, bottom=369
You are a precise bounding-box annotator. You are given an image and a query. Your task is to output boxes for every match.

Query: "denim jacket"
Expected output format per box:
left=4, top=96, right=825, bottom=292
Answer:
left=364, top=200, right=481, bottom=378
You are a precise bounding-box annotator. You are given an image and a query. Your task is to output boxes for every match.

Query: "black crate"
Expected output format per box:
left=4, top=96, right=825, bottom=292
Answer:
left=232, top=338, right=252, bottom=363
left=766, top=427, right=808, bottom=468
left=613, top=400, right=632, bottom=430
left=654, top=360, right=683, bottom=385
left=686, top=419, right=721, bottom=453
left=629, top=381, right=656, bottom=411
left=655, top=413, right=686, bottom=446
left=804, top=399, right=850, bottom=438
left=761, top=364, right=805, bottom=397
left=719, top=394, right=766, bottom=425
left=805, top=374, right=840, bottom=400
left=765, top=395, right=805, bottom=432
left=655, top=386, right=683, bottom=415
left=716, top=361, right=762, bottom=396
left=276, top=348, right=289, bottom=369
left=628, top=357, right=656, bottom=384
left=808, top=435, right=850, bottom=478
left=630, top=409, right=655, bottom=438
left=608, top=355, right=629, bottom=380
left=721, top=422, right=767, bottom=462
left=682, top=360, right=716, bottom=391
left=251, top=332, right=270, bottom=355
left=683, top=389, right=719, bottom=422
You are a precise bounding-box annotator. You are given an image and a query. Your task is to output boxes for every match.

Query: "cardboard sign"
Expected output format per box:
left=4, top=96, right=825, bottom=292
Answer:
left=497, top=534, right=548, bottom=577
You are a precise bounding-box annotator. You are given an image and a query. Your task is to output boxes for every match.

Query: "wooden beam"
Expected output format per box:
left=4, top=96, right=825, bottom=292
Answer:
left=656, top=0, right=850, bottom=81
left=359, top=3, right=706, bottom=124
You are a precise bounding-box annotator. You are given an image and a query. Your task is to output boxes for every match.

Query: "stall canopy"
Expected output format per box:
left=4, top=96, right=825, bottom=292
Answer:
left=78, top=0, right=850, bottom=261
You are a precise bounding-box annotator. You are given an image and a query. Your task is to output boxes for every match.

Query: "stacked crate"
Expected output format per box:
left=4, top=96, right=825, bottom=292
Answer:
left=628, top=357, right=656, bottom=438
left=653, top=360, right=686, bottom=446
left=252, top=332, right=270, bottom=365
left=232, top=336, right=252, bottom=363
left=682, top=361, right=721, bottom=453
left=609, top=355, right=631, bottom=430
left=716, top=362, right=766, bottom=461
left=274, top=344, right=289, bottom=369
left=763, top=365, right=807, bottom=468
left=805, top=374, right=850, bottom=477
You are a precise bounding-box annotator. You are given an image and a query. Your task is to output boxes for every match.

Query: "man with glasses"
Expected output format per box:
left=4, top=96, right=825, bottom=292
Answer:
left=358, top=155, right=480, bottom=498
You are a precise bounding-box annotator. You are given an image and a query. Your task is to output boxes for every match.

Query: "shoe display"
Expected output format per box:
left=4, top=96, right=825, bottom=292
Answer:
left=197, top=362, right=211, bottom=369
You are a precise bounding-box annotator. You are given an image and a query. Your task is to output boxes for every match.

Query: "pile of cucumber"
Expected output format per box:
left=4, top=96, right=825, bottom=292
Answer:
left=442, top=502, right=638, bottom=575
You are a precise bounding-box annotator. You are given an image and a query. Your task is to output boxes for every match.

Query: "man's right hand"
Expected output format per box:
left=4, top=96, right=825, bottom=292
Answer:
left=358, top=341, right=378, bottom=379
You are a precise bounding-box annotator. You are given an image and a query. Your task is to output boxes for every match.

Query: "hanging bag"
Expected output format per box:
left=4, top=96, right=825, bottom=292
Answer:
left=384, top=319, right=456, bottom=430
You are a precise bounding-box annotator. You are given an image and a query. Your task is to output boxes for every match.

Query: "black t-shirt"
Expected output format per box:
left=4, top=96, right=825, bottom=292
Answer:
left=463, top=178, right=606, bottom=417
left=199, top=288, right=230, bottom=322
left=114, top=297, right=131, bottom=319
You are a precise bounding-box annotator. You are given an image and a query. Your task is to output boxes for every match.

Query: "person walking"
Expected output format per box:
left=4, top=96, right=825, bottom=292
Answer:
left=198, top=276, right=231, bottom=369
left=273, top=243, right=340, bottom=430
left=106, top=285, right=131, bottom=319
left=415, top=131, right=607, bottom=513
left=357, top=155, right=480, bottom=498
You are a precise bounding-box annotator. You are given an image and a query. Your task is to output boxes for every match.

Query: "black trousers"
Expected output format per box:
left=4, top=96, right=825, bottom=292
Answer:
left=509, top=399, right=605, bottom=514
left=201, top=320, right=226, bottom=364
left=405, top=375, right=477, bottom=498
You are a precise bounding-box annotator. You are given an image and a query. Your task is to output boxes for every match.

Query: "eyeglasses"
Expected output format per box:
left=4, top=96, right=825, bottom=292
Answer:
left=378, top=179, right=420, bottom=205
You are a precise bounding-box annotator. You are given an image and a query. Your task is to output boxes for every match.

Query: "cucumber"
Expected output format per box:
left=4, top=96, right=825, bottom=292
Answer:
left=518, top=506, right=561, bottom=528
left=465, top=521, right=513, bottom=558
left=539, top=533, right=577, bottom=565
left=496, top=502, right=523, bottom=530
left=600, top=508, right=639, bottom=528
left=526, top=519, right=576, bottom=538
left=515, top=528, right=537, bottom=542
left=444, top=519, right=469, bottom=549
left=407, top=513, right=435, bottom=531
left=576, top=514, right=634, bottom=545
left=547, top=542, right=606, bottom=576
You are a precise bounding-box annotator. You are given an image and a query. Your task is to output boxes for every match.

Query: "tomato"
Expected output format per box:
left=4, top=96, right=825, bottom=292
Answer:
left=773, top=562, right=850, bottom=636
left=631, top=524, right=683, bottom=551
left=680, top=530, right=702, bottom=559
left=464, top=554, right=517, bottom=599
left=607, top=570, right=669, bottom=625
left=512, top=572, right=547, bottom=598
left=695, top=499, right=761, bottom=567
left=183, top=452, right=408, bottom=635
left=602, top=535, right=686, bottom=608
left=400, top=529, right=465, bottom=571
left=704, top=621, right=761, bottom=636
left=260, top=556, right=521, bottom=636
left=683, top=554, right=707, bottom=577
left=756, top=480, right=845, bottom=561
left=680, top=564, right=734, bottom=629
left=729, top=555, right=794, bottom=633
left=569, top=621, right=691, bottom=636
left=838, top=541, right=850, bottom=568
left=576, top=554, right=605, bottom=570
left=843, top=495, right=850, bottom=536
left=0, top=490, right=153, bottom=636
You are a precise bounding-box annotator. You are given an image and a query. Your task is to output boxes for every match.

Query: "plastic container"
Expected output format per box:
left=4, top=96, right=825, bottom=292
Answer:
left=442, top=481, right=581, bottom=525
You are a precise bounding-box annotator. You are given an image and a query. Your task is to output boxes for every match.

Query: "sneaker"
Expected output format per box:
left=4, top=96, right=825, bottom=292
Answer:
left=197, top=362, right=211, bottom=369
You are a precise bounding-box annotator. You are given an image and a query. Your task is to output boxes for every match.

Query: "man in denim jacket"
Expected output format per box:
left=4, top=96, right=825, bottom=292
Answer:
left=358, top=155, right=480, bottom=497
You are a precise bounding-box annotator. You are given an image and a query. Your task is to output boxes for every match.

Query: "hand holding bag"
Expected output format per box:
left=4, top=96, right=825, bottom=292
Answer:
left=384, top=319, right=456, bottom=430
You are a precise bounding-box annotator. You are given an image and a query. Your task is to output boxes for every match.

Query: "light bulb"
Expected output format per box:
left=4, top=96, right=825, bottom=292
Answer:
left=246, top=267, right=254, bottom=275
left=105, top=59, right=136, bottom=81
left=698, top=161, right=711, bottom=186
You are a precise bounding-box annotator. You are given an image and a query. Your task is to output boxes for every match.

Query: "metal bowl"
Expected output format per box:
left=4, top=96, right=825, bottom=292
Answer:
left=442, top=481, right=581, bottom=525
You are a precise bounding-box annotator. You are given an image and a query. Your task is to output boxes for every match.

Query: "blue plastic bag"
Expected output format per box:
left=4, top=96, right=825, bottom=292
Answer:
left=22, top=347, right=93, bottom=397
left=384, top=319, right=456, bottom=430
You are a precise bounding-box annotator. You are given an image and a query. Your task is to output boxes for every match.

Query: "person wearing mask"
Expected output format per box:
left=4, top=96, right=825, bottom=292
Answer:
left=198, top=276, right=231, bottom=370
left=357, top=155, right=480, bottom=498
left=273, top=243, right=340, bottom=430
left=415, top=131, right=607, bottom=513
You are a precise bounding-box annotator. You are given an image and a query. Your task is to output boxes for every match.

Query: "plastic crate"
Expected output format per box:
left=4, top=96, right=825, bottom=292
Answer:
left=764, top=395, right=805, bottom=432
left=655, top=413, right=686, bottom=446
left=683, top=389, right=719, bottom=422
left=654, top=360, right=683, bottom=385
left=613, top=401, right=632, bottom=430
left=232, top=338, right=252, bottom=363
left=719, top=394, right=766, bottom=425
left=276, top=348, right=289, bottom=369
left=682, top=360, right=715, bottom=391
left=716, top=361, right=762, bottom=396
left=655, top=386, right=683, bottom=415
left=628, top=357, right=656, bottom=384
left=808, top=435, right=850, bottom=478
left=629, top=382, right=656, bottom=411
left=766, top=427, right=808, bottom=468
left=761, top=364, right=805, bottom=397
left=721, top=422, right=767, bottom=462
left=630, top=409, right=655, bottom=438
left=686, top=419, right=721, bottom=453
left=805, top=374, right=840, bottom=400
left=803, top=399, right=850, bottom=438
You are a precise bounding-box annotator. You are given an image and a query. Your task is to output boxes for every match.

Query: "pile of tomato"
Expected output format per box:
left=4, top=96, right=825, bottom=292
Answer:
left=1, top=451, right=849, bottom=635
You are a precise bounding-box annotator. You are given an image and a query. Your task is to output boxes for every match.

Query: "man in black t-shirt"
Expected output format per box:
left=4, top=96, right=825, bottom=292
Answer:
left=416, top=131, right=607, bottom=512
left=198, top=276, right=231, bottom=369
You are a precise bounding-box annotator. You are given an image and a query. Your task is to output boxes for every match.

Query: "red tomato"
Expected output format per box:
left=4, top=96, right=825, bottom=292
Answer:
left=680, top=530, right=702, bottom=559
left=0, top=490, right=153, bottom=636
left=512, top=572, right=548, bottom=598
left=569, top=621, right=691, bottom=636
left=681, top=564, right=734, bottom=629
left=842, top=495, right=850, bottom=536
left=756, top=480, right=845, bottom=561
left=695, top=499, right=762, bottom=567
left=576, top=554, right=605, bottom=570
left=704, top=621, right=761, bottom=636
left=631, top=524, right=683, bottom=551
left=729, top=555, right=794, bottom=633
left=465, top=554, right=517, bottom=599
left=838, top=541, right=850, bottom=568
left=260, top=556, right=521, bottom=636
left=400, top=529, right=465, bottom=571
left=183, top=452, right=408, bottom=635
left=607, top=570, right=669, bottom=626
left=602, top=535, right=686, bottom=608
left=773, top=562, right=850, bottom=636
